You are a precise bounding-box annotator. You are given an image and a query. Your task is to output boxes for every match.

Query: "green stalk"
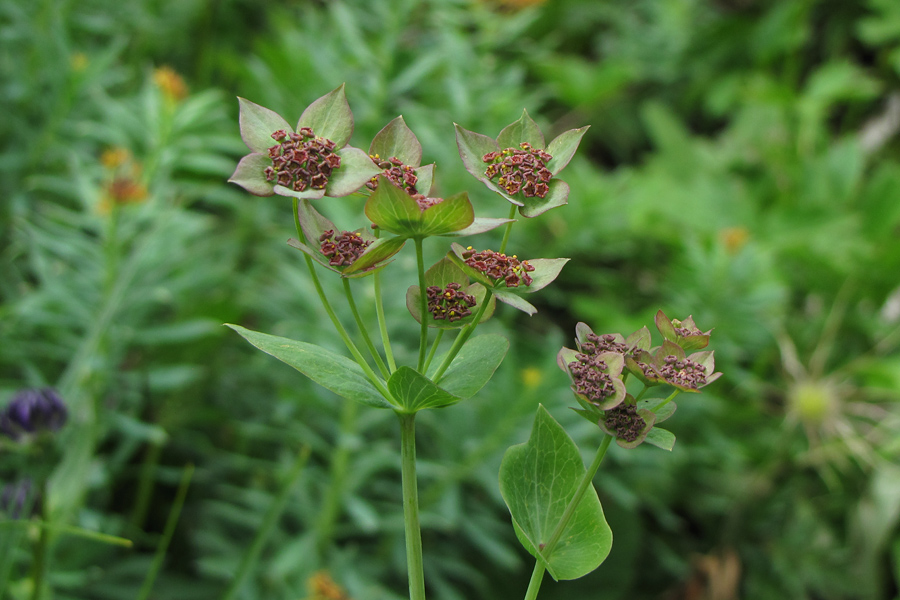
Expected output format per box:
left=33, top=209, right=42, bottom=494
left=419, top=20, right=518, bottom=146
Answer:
left=651, top=389, right=681, bottom=413
left=422, top=329, right=444, bottom=374
left=292, top=199, right=391, bottom=399
left=136, top=463, right=194, bottom=600
left=498, top=204, right=517, bottom=255
left=523, top=435, right=613, bottom=600
left=373, top=252, right=397, bottom=373
left=343, top=278, right=390, bottom=379
left=223, top=447, right=311, bottom=600
left=398, top=412, right=426, bottom=600
left=414, top=238, right=429, bottom=372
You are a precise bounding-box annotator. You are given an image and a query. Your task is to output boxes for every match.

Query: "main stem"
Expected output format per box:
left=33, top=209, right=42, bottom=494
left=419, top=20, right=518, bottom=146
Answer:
left=523, top=435, right=613, bottom=600
left=398, top=412, right=426, bottom=600
left=414, top=238, right=429, bottom=372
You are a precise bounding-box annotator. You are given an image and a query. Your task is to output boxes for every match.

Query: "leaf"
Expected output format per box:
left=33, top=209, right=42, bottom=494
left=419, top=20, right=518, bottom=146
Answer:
left=519, top=180, right=569, bottom=218
left=519, top=258, right=569, bottom=293
left=238, top=97, right=292, bottom=154
left=229, top=153, right=275, bottom=196
left=454, top=123, right=499, bottom=183
left=419, top=191, right=474, bottom=237
left=497, top=109, right=545, bottom=150
left=446, top=217, right=516, bottom=237
left=226, top=324, right=393, bottom=409
left=493, top=289, right=538, bottom=315
left=365, top=177, right=423, bottom=236
left=546, top=126, right=589, bottom=175
left=296, top=199, right=337, bottom=244
left=342, top=237, right=406, bottom=275
left=388, top=367, right=460, bottom=412
left=637, top=399, right=677, bottom=423
left=499, top=405, right=612, bottom=581
left=415, top=164, right=435, bottom=196
left=369, top=116, right=423, bottom=166
left=298, top=84, right=354, bottom=148
left=326, top=147, right=383, bottom=197
left=429, top=333, right=509, bottom=398
left=644, top=427, right=676, bottom=451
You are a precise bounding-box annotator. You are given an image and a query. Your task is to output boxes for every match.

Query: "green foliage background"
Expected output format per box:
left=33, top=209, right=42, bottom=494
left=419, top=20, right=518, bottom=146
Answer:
left=1, top=0, right=899, bottom=598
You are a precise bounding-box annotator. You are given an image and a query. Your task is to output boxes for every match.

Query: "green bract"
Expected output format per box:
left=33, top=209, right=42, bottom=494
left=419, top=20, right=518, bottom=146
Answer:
left=455, top=109, right=588, bottom=218
left=288, top=199, right=404, bottom=278
left=364, top=176, right=475, bottom=238
left=229, top=85, right=381, bottom=200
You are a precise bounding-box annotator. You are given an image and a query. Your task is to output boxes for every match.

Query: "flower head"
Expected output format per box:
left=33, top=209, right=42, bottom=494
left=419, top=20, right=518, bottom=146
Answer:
left=0, top=388, right=67, bottom=441
left=455, top=109, right=588, bottom=217
left=426, top=282, right=477, bottom=322
left=229, top=85, right=381, bottom=200
left=655, top=310, right=712, bottom=351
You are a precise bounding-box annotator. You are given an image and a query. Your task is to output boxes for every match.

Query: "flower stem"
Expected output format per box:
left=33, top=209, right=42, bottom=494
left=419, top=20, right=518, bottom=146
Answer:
left=292, top=199, right=391, bottom=400
left=414, top=238, right=429, bottom=372
left=423, top=329, right=444, bottom=374
left=343, top=278, right=390, bottom=379
left=522, top=435, right=613, bottom=600
left=373, top=231, right=397, bottom=373
left=652, top=389, right=681, bottom=413
left=398, top=412, right=427, bottom=600
left=499, top=204, right=517, bottom=255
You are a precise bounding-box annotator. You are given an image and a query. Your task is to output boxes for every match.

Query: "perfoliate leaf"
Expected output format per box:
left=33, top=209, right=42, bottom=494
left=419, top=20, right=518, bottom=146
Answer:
left=644, top=427, right=676, bottom=451
left=369, top=116, right=423, bottom=166
left=428, top=333, right=509, bottom=399
left=326, top=147, right=383, bottom=197
left=388, top=367, right=460, bottom=413
left=546, top=126, right=589, bottom=175
left=226, top=324, right=393, bottom=409
left=238, top=97, right=292, bottom=154
left=455, top=123, right=500, bottom=183
left=519, top=179, right=569, bottom=218
left=365, top=177, right=422, bottom=236
left=418, top=191, right=474, bottom=237
left=446, top=217, right=516, bottom=237
left=298, top=84, right=354, bottom=148
left=229, top=153, right=275, bottom=196
left=519, top=258, right=570, bottom=293
left=497, top=109, right=545, bottom=150
left=499, top=405, right=612, bottom=581
left=493, top=290, right=538, bottom=315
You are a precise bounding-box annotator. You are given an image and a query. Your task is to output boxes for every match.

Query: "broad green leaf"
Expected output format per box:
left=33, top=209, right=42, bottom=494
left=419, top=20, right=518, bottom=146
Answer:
left=229, top=153, right=275, bottom=196
left=546, top=126, right=589, bottom=175
left=637, top=399, right=677, bottom=423
left=365, top=177, right=423, bottom=236
left=419, top=191, right=474, bottom=237
left=274, top=184, right=326, bottom=200
left=326, top=147, right=382, bottom=197
left=454, top=123, right=499, bottom=182
left=238, top=97, right=292, bottom=153
left=644, top=427, right=676, bottom=451
left=388, top=367, right=460, bottom=413
left=429, top=333, right=509, bottom=398
left=499, top=405, right=612, bottom=580
left=520, top=180, right=569, bottom=218
left=343, top=237, right=406, bottom=275
left=226, top=324, right=393, bottom=409
left=298, top=84, right=354, bottom=148
left=497, top=109, right=545, bottom=150
left=369, top=116, right=423, bottom=166
left=519, top=258, right=570, bottom=293
left=296, top=199, right=337, bottom=244
left=493, top=289, right=537, bottom=315
left=414, top=163, right=435, bottom=196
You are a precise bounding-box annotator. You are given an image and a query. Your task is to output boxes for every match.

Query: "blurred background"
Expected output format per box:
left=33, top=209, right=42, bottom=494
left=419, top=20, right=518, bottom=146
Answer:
left=1, top=0, right=899, bottom=598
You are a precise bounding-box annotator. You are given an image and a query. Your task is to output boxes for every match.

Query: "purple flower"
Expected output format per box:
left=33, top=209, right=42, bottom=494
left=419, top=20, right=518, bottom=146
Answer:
left=0, top=388, right=67, bottom=441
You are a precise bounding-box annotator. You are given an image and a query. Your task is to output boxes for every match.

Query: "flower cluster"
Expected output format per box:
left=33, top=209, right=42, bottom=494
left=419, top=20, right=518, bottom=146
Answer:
left=264, top=128, right=342, bottom=193
left=0, top=388, right=67, bottom=441
left=425, top=283, right=477, bottom=322
left=483, top=143, right=553, bottom=198
left=568, top=353, right=618, bottom=407
left=461, top=247, right=535, bottom=288
left=366, top=154, right=419, bottom=196
left=603, top=403, right=646, bottom=443
left=319, top=230, right=372, bottom=267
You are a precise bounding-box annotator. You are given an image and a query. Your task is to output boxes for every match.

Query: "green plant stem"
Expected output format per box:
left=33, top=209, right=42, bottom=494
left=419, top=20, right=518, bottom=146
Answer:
left=431, top=292, right=492, bottom=383
left=373, top=251, right=397, bottom=373
left=292, top=199, right=391, bottom=400
left=634, top=385, right=650, bottom=402
left=423, top=329, right=444, bottom=373
left=523, top=435, right=613, bottom=600
left=223, top=446, right=311, bottom=600
left=652, top=389, right=681, bottom=413
left=498, top=204, right=517, bottom=254
left=30, top=481, right=49, bottom=600
left=343, top=278, right=390, bottom=379
left=136, top=463, right=193, bottom=600
left=414, top=238, right=429, bottom=372
left=130, top=438, right=163, bottom=531
left=0, top=521, right=132, bottom=547
left=398, top=412, right=427, bottom=600
left=315, top=399, right=359, bottom=553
